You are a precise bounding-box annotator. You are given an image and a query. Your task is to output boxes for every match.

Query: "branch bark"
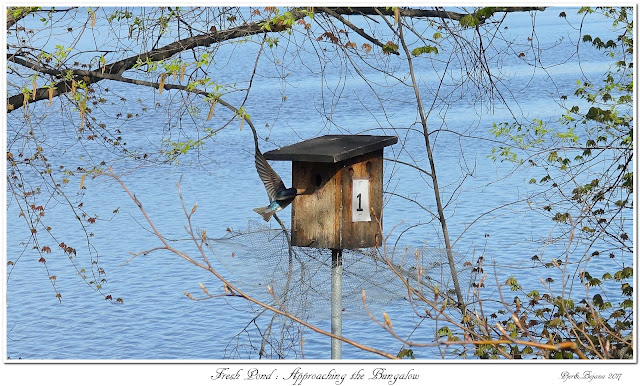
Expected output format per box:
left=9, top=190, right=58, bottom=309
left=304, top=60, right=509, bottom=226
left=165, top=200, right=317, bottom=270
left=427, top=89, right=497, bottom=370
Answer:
left=318, top=7, right=398, bottom=55
left=395, top=18, right=466, bottom=311
left=7, top=6, right=546, bottom=112
left=7, top=7, right=41, bottom=29
left=329, top=7, right=545, bottom=22
left=102, top=168, right=398, bottom=359
left=7, top=8, right=311, bottom=112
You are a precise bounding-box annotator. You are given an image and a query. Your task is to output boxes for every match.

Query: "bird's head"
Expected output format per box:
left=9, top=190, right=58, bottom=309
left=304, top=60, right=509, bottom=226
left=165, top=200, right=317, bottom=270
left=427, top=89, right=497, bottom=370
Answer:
left=277, top=187, right=298, bottom=200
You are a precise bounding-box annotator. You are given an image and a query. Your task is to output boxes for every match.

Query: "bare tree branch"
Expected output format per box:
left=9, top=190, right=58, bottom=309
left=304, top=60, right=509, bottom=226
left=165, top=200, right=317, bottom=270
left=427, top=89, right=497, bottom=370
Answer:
left=6, top=8, right=311, bottom=111
left=7, top=7, right=40, bottom=29
left=7, top=6, right=547, bottom=112
left=318, top=7, right=398, bottom=55
left=100, top=168, right=399, bottom=359
left=330, top=6, right=546, bottom=22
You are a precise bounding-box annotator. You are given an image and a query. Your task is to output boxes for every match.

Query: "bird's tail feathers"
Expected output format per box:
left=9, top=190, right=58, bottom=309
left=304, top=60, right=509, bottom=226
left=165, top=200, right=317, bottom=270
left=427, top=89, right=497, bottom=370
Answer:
left=253, top=206, right=274, bottom=222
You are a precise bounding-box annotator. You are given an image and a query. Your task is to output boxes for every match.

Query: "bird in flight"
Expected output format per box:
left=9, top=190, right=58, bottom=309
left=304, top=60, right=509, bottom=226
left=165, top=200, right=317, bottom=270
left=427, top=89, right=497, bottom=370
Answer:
left=253, top=150, right=297, bottom=222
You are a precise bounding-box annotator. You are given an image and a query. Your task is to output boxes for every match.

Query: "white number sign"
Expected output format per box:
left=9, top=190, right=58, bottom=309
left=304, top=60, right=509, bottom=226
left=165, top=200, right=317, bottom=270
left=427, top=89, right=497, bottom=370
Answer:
left=352, top=179, right=371, bottom=222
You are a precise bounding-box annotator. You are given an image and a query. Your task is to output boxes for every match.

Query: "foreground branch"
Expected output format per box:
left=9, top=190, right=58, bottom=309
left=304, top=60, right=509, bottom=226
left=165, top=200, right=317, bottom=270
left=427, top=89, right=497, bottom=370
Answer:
left=7, top=6, right=546, bottom=112
left=329, top=7, right=545, bottom=22
left=7, top=6, right=40, bottom=29
left=7, top=8, right=311, bottom=111
left=101, top=168, right=398, bottom=359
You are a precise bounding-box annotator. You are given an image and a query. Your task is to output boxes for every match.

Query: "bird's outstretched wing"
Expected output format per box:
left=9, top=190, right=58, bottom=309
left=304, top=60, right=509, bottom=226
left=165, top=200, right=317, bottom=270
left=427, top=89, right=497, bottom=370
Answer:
left=255, top=150, right=286, bottom=202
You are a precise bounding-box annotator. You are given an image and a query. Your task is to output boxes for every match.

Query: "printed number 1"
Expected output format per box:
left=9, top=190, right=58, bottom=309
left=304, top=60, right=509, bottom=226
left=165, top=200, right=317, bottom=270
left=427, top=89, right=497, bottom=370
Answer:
left=352, top=179, right=371, bottom=222
left=356, top=193, right=363, bottom=211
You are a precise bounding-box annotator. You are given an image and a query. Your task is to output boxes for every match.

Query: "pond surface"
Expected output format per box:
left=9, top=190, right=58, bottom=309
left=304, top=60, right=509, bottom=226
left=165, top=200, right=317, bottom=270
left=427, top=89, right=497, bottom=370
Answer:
left=4, top=7, right=631, bottom=360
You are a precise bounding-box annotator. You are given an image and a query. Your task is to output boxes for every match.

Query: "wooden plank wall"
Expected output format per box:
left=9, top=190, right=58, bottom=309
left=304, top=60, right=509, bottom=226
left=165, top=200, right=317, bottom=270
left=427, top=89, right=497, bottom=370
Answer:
left=290, top=150, right=382, bottom=250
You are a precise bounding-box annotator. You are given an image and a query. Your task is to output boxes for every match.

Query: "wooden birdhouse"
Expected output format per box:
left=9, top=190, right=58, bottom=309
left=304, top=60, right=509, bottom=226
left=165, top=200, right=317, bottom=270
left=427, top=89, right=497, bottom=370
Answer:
left=264, top=134, right=397, bottom=250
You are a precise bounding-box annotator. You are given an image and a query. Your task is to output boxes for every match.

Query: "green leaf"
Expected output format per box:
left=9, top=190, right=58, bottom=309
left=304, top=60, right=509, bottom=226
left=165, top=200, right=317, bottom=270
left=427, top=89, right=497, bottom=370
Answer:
left=614, top=267, right=633, bottom=281
left=578, top=7, right=594, bottom=15
left=411, top=45, right=439, bottom=56
left=588, top=278, right=602, bottom=286
left=592, top=294, right=604, bottom=307
left=476, top=7, right=496, bottom=19
left=615, top=199, right=627, bottom=207
left=548, top=318, right=564, bottom=328
left=460, top=14, right=479, bottom=28
left=552, top=212, right=569, bottom=223
left=437, top=326, right=452, bottom=338
left=382, top=42, right=399, bottom=54
left=505, top=276, right=520, bottom=291
left=397, top=348, right=415, bottom=359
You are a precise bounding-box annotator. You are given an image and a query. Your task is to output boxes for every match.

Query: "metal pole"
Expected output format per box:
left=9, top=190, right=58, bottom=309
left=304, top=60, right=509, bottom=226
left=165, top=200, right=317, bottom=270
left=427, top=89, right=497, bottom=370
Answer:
left=331, top=248, right=343, bottom=359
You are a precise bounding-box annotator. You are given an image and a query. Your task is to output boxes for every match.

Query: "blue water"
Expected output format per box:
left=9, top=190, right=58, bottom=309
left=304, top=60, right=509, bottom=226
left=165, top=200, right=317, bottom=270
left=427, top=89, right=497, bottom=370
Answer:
left=4, top=7, right=632, bottom=360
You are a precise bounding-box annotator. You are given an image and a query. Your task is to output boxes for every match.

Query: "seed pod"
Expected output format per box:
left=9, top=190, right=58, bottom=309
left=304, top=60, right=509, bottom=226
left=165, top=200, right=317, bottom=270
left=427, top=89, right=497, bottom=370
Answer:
left=199, top=282, right=210, bottom=295
left=158, top=74, right=166, bottom=94
left=206, top=99, right=216, bottom=121
left=383, top=312, right=393, bottom=329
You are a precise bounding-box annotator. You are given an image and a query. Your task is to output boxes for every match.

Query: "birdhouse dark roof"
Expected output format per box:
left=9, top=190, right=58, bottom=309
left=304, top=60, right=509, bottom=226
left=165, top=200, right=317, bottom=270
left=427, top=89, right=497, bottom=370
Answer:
left=264, top=135, right=398, bottom=163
